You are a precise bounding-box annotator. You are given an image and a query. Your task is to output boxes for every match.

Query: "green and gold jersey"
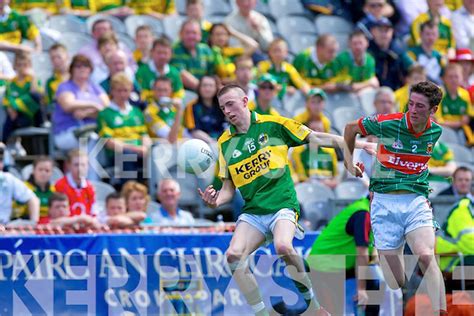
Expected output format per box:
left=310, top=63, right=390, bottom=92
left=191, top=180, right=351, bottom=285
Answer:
left=358, top=112, right=442, bottom=197
left=144, top=101, right=184, bottom=139
left=128, top=0, right=176, bottom=15
left=332, top=50, right=376, bottom=84
left=292, top=46, right=337, bottom=87
left=291, top=145, right=338, bottom=182
left=409, top=11, right=455, bottom=55
left=217, top=111, right=311, bottom=215
left=3, top=75, right=41, bottom=118
left=212, top=45, right=244, bottom=81
left=12, top=0, right=59, bottom=13
left=247, top=99, right=280, bottom=116
left=12, top=181, right=55, bottom=220
left=135, top=62, right=184, bottom=101
left=257, top=60, right=308, bottom=90
left=293, top=109, right=331, bottom=133
left=428, top=141, right=453, bottom=182
left=436, top=87, right=473, bottom=123
left=97, top=103, right=148, bottom=147
left=0, top=9, right=39, bottom=44
left=45, top=71, right=67, bottom=105
left=171, top=41, right=216, bottom=80
left=395, top=84, right=410, bottom=112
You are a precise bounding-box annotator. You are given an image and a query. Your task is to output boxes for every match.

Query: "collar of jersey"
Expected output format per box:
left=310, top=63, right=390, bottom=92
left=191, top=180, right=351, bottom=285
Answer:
left=405, top=112, right=432, bottom=138
left=229, top=111, right=258, bottom=135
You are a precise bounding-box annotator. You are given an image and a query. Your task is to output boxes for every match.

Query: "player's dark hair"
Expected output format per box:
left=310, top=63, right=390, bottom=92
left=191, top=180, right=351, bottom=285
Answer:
left=410, top=81, right=442, bottom=108
left=48, top=192, right=68, bottom=207
left=217, top=84, right=246, bottom=98
left=453, top=166, right=473, bottom=179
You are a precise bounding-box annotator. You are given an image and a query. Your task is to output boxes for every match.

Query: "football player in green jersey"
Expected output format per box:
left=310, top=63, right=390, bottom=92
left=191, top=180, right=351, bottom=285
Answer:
left=199, top=84, right=375, bottom=316
left=344, top=81, right=447, bottom=314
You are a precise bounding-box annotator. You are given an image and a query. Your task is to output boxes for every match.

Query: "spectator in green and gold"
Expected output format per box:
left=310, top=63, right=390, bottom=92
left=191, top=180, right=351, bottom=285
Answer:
left=435, top=63, right=474, bottom=146
left=428, top=141, right=457, bottom=183
left=332, top=30, right=379, bottom=93
left=185, top=0, right=212, bottom=44
left=293, top=34, right=340, bottom=92
left=11, top=0, right=60, bottom=15
left=136, top=36, right=184, bottom=102
left=291, top=120, right=339, bottom=187
left=0, top=0, right=41, bottom=52
left=133, top=25, right=155, bottom=66
left=257, top=38, right=310, bottom=98
left=62, top=0, right=134, bottom=17
left=171, top=19, right=216, bottom=91
left=45, top=44, right=70, bottom=106
left=129, top=0, right=176, bottom=19
left=2, top=51, right=43, bottom=143
left=247, top=74, right=280, bottom=116
left=293, top=88, right=332, bottom=133
left=208, top=23, right=258, bottom=84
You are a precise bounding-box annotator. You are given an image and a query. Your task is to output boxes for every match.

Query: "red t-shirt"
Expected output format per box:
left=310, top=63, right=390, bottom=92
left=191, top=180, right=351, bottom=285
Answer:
left=55, top=175, right=96, bottom=216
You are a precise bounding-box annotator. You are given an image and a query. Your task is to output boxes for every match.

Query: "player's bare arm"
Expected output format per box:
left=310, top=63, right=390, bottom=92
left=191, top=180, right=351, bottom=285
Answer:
left=199, top=179, right=236, bottom=208
left=307, top=129, right=376, bottom=155
left=343, top=120, right=366, bottom=177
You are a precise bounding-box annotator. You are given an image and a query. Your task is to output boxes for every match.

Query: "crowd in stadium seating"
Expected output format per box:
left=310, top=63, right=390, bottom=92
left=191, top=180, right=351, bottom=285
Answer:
left=0, top=0, right=472, bottom=230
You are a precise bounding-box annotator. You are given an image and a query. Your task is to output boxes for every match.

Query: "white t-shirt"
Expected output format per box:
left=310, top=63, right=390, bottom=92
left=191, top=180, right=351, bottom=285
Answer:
left=0, top=172, right=35, bottom=223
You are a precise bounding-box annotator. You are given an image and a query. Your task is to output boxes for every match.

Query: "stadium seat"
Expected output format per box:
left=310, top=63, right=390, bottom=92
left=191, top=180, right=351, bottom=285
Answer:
left=176, top=0, right=187, bottom=15
left=48, top=14, right=87, bottom=33
left=8, top=166, right=22, bottom=180
left=326, top=92, right=361, bottom=111
left=314, top=15, right=354, bottom=35
left=332, top=106, right=365, bottom=135
left=439, top=126, right=463, bottom=145
left=21, top=164, right=64, bottom=183
left=276, top=16, right=316, bottom=42
left=59, top=32, right=94, bottom=55
left=31, top=52, right=53, bottom=88
left=202, top=0, right=232, bottom=17
left=295, top=181, right=335, bottom=203
left=24, top=8, right=49, bottom=29
left=90, top=180, right=116, bottom=202
left=254, top=0, right=272, bottom=17
left=116, top=32, right=136, bottom=51
left=429, top=181, right=451, bottom=198
left=334, top=179, right=368, bottom=199
left=288, top=33, right=317, bottom=55
left=124, top=15, right=164, bottom=38
left=86, top=14, right=126, bottom=34
left=449, top=143, right=474, bottom=164
left=333, top=33, right=350, bottom=51
left=358, top=88, right=377, bottom=115
left=40, top=31, right=58, bottom=51
left=163, top=15, right=187, bottom=42
left=268, top=0, right=306, bottom=18
left=302, top=200, right=332, bottom=230
left=282, top=90, right=306, bottom=116
left=206, top=14, right=227, bottom=24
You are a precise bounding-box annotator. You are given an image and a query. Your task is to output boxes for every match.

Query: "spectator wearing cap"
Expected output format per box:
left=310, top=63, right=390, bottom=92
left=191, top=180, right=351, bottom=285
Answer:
left=449, top=48, right=474, bottom=100
left=368, top=17, right=413, bottom=90
left=332, top=30, right=379, bottom=93
left=451, top=0, right=474, bottom=50
left=293, top=88, right=332, bottom=134
left=293, top=34, right=340, bottom=92
left=407, top=20, right=445, bottom=85
left=247, top=74, right=280, bottom=116
left=0, top=147, right=39, bottom=224
left=257, top=38, right=310, bottom=98
left=395, top=64, right=427, bottom=112
left=356, top=0, right=391, bottom=40
left=409, top=0, right=455, bottom=57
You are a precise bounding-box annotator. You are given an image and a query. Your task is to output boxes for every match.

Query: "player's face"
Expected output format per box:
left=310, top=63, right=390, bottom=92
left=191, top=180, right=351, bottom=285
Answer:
left=33, top=161, right=53, bottom=186
left=151, top=45, right=172, bottom=66
left=50, top=201, right=70, bottom=219
left=453, top=171, right=473, bottom=195
left=127, top=191, right=147, bottom=212
left=218, top=90, right=249, bottom=125
left=407, top=92, right=436, bottom=126
left=107, top=199, right=126, bottom=216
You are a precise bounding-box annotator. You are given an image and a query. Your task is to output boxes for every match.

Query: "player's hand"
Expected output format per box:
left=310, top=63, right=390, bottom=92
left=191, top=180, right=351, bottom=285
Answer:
left=198, top=185, right=219, bottom=208
left=344, top=160, right=364, bottom=178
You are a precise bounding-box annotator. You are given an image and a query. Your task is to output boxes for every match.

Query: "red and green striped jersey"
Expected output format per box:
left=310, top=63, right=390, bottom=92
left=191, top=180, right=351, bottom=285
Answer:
left=217, top=112, right=311, bottom=215
left=358, top=112, right=442, bottom=197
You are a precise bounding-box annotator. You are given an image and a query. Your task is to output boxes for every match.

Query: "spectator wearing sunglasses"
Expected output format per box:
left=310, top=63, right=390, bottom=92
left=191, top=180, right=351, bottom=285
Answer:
left=248, top=74, right=280, bottom=116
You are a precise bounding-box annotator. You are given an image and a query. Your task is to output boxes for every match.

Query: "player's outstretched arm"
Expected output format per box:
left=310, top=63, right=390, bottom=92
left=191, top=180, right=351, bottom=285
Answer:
left=344, top=120, right=365, bottom=177
left=307, top=130, right=376, bottom=155
left=198, top=179, right=236, bottom=208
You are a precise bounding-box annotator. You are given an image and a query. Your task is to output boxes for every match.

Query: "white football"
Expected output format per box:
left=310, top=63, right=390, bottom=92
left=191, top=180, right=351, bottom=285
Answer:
left=177, top=139, right=214, bottom=174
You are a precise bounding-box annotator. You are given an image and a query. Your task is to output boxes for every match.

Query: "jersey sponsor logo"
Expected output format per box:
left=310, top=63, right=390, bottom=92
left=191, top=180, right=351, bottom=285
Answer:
left=234, top=151, right=271, bottom=178
left=378, top=145, right=430, bottom=174
left=392, top=139, right=403, bottom=150
left=426, top=142, right=433, bottom=154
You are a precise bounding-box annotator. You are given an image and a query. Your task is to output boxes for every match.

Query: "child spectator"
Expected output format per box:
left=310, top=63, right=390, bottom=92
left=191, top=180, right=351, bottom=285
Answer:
left=55, top=149, right=96, bottom=216
left=144, top=76, right=185, bottom=143
left=185, top=0, right=212, bottom=43
left=184, top=75, right=226, bottom=144
left=133, top=25, right=155, bottom=65
left=208, top=23, right=258, bottom=83
left=257, top=38, right=310, bottom=98
left=234, top=56, right=257, bottom=103
left=395, top=64, right=427, bottom=112
left=2, top=51, right=43, bottom=143
left=46, top=44, right=70, bottom=106
left=248, top=74, right=280, bottom=116
left=12, top=156, right=55, bottom=224
left=436, top=63, right=474, bottom=146
left=48, top=192, right=100, bottom=229
left=293, top=88, right=332, bottom=133
left=332, top=30, right=379, bottom=93
left=407, top=20, right=445, bottom=85
left=105, top=193, right=135, bottom=229
left=135, top=37, right=185, bottom=102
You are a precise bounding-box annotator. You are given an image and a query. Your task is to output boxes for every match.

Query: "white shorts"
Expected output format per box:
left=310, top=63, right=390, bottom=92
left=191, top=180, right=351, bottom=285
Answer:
left=371, top=192, right=434, bottom=250
left=237, top=208, right=305, bottom=244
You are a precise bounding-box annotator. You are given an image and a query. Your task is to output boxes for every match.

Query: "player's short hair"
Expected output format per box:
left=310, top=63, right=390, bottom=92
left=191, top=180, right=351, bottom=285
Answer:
left=453, top=166, right=473, bottom=179
left=106, top=192, right=125, bottom=205
left=48, top=43, right=67, bottom=53
left=217, top=84, right=247, bottom=98
left=409, top=81, right=443, bottom=108
left=135, top=24, right=152, bottom=36
left=48, top=192, right=69, bottom=208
